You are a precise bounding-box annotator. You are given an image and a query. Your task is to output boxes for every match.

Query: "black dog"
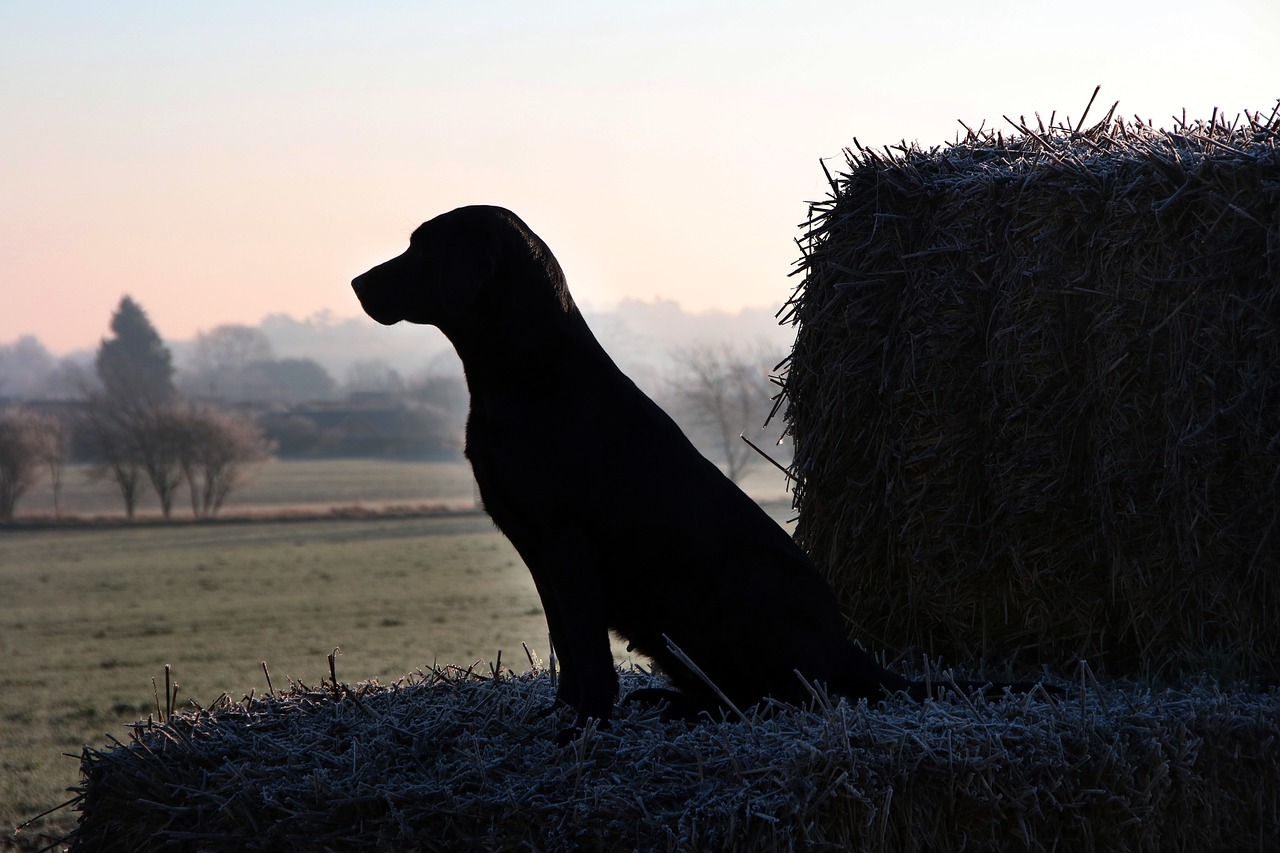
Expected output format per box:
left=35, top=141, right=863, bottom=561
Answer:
left=353, top=206, right=1029, bottom=734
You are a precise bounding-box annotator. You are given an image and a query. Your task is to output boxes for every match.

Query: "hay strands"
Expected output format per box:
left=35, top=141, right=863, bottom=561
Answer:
left=662, top=633, right=752, bottom=726
left=62, top=663, right=1280, bottom=851
left=778, top=96, right=1280, bottom=681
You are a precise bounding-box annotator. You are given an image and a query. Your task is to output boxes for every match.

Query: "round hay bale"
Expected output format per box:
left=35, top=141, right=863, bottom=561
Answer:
left=65, top=666, right=1280, bottom=851
left=782, top=103, right=1280, bottom=680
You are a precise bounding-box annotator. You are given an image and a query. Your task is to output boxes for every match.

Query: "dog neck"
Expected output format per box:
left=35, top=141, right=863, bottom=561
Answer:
left=445, top=267, right=617, bottom=390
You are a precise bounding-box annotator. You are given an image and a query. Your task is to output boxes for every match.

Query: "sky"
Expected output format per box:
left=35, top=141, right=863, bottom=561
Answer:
left=2, top=1, right=1277, bottom=355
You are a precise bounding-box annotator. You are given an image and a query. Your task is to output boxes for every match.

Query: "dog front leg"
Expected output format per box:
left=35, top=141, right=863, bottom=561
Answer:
left=520, top=530, right=617, bottom=740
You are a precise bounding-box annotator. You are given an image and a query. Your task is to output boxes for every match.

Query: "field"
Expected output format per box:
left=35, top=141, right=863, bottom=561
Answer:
left=15, top=458, right=484, bottom=519
left=0, top=459, right=795, bottom=849
left=17, top=458, right=794, bottom=521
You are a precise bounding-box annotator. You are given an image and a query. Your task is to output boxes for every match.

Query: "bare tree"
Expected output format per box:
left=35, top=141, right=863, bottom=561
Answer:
left=79, top=395, right=146, bottom=519
left=24, top=411, right=71, bottom=516
left=0, top=409, right=45, bottom=520
left=184, top=324, right=277, bottom=399
left=137, top=407, right=188, bottom=518
left=175, top=406, right=272, bottom=517
left=667, top=343, right=781, bottom=484
left=80, top=396, right=189, bottom=518
left=190, top=324, right=274, bottom=375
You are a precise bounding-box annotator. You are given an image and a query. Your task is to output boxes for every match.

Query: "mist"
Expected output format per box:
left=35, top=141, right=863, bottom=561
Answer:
left=252, top=298, right=795, bottom=388
left=0, top=298, right=797, bottom=403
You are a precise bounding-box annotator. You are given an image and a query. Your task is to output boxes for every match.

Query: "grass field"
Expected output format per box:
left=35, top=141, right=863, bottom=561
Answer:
left=0, top=513, right=545, bottom=848
left=1, top=458, right=797, bottom=848
left=16, top=458, right=484, bottom=519
left=16, top=457, right=792, bottom=520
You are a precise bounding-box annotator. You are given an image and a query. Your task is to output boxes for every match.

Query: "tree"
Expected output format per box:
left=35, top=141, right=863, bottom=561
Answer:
left=46, top=356, right=95, bottom=400
left=243, top=357, right=336, bottom=403
left=258, top=412, right=321, bottom=456
left=25, top=410, right=71, bottom=516
left=0, top=409, right=46, bottom=520
left=85, top=297, right=182, bottom=517
left=408, top=372, right=468, bottom=447
left=96, top=296, right=175, bottom=406
left=184, top=325, right=276, bottom=399
left=345, top=359, right=404, bottom=395
left=174, top=406, right=272, bottom=517
left=667, top=343, right=782, bottom=484
left=409, top=373, right=468, bottom=416
left=0, top=336, right=55, bottom=399
left=191, top=324, right=274, bottom=375
left=79, top=395, right=146, bottom=519
left=136, top=407, right=188, bottom=518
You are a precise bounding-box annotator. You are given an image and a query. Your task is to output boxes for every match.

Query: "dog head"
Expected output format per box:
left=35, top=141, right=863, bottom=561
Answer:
left=351, top=205, right=520, bottom=328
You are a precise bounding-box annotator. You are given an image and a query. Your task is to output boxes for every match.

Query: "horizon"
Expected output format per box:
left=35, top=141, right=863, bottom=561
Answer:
left=3, top=2, right=1277, bottom=353
left=1, top=293, right=795, bottom=361
left=0, top=296, right=799, bottom=404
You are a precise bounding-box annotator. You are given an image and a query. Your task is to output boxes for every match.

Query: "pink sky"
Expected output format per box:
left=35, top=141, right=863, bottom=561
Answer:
left=3, top=1, right=1277, bottom=355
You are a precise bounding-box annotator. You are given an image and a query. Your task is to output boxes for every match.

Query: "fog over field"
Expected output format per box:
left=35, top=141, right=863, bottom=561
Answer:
left=251, top=297, right=795, bottom=387
left=1, top=297, right=795, bottom=402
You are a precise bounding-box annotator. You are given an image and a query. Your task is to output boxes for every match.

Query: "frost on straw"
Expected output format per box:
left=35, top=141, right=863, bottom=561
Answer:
left=781, top=99, right=1280, bottom=681
left=65, top=664, right=1278, bottom=852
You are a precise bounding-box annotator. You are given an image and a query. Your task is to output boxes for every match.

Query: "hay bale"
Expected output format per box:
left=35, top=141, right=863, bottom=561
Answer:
left=782, top=102, right=1280, bottom=680
left=66, top=667, right=1279, bottom=851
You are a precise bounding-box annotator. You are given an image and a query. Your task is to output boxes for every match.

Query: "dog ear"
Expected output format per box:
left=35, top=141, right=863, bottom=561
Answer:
left=413, top=210, right=504, bottom=321
left=432, top=232, right=498, bottom=319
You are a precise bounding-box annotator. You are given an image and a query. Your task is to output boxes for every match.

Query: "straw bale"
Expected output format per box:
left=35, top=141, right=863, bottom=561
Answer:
left=65, top=666, right=1279, bottom=851
left=781, top=102, right=1280, bottom=679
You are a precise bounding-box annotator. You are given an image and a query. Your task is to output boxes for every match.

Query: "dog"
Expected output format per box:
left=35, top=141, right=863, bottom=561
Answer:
left=353, top=206, right=1040, bottom=736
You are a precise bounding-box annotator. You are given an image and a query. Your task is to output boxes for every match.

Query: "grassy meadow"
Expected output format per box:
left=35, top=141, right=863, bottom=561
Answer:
left=16, top=458, right=484, bottom=519
left=0, top=513, right=552, bottom=847
left=17, top=457, right=792, bottom=520
left=1, top=458, right=795, bottom=848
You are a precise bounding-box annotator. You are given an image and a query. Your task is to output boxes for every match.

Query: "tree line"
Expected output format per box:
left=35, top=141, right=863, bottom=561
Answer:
left=1, top=297, right=791, bottom=520
left=0, top=297, right=270, bottom=520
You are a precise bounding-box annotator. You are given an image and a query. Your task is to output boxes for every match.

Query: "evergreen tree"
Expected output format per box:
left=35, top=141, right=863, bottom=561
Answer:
left=95, top=296, right=175, bottom=406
